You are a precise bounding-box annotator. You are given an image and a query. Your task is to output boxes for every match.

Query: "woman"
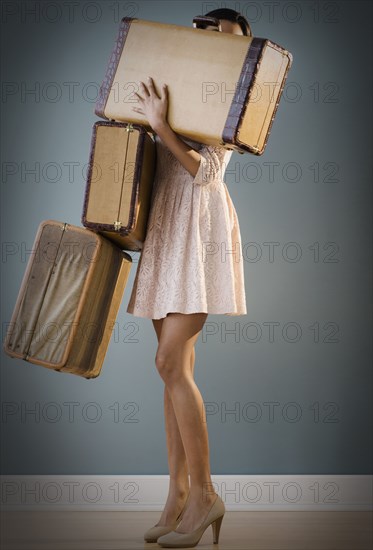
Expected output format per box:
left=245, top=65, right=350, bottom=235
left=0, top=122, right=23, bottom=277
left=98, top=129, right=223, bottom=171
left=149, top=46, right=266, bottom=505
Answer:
left=126, top=8, right=252, bottom=548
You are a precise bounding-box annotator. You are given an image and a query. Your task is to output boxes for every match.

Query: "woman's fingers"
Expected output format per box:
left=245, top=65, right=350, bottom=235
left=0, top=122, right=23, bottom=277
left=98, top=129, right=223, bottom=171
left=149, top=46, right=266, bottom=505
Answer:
left=133, top=78, right=168, bottom=127
left=161, top=83, right=168, bottom=98
left=140, top=81, right=150, bottom=95
left=147, top=76, right=164, bottom=99
left=147, top=76, right=155, bottom=90
left=138, top=77, right=167, bottom=102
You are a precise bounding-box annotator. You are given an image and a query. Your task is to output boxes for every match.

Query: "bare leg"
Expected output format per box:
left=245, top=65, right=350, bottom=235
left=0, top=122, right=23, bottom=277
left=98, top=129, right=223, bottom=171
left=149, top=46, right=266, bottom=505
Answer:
left=151, top=317, right=196, bottom=525
left=154, top=312, right=217, bottom=533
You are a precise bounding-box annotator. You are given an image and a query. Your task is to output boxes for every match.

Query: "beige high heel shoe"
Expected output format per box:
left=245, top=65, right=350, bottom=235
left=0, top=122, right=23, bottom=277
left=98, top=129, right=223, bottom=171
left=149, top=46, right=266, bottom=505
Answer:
left=144, top=493, right=190, bottom=543
left=157, top=493, right=225, bottom=548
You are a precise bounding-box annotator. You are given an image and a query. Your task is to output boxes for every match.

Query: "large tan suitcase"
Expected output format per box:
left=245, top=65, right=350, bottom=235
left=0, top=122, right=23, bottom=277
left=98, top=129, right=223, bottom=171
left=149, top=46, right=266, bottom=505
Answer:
left=81, top=121, right=156, bottom=251
left=3, top=220, right=132, bottom=379
left=95, top=16, right=293, bottom=155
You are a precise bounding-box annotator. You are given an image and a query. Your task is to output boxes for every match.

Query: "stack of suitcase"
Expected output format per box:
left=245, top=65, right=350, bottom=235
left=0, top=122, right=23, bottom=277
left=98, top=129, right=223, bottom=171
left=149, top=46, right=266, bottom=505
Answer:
left=3, top=15, right=293, bottom=378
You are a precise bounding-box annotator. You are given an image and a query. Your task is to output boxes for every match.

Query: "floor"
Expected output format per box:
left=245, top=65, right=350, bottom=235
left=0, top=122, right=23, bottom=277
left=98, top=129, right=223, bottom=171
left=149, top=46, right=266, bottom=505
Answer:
left=1, top=510, right=372, bottom=549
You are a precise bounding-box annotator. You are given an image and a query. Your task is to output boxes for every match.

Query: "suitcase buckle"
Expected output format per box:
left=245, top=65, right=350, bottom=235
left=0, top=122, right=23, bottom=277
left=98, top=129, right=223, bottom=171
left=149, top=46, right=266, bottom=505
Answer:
left=113, top=221, right=122, bottom=231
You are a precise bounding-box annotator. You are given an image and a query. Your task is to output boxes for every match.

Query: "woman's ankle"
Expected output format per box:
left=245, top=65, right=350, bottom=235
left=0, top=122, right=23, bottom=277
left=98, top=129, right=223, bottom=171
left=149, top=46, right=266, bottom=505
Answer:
left=188, top=484, right=217, bottom=503
left=168, top=479, right=190, bottom=498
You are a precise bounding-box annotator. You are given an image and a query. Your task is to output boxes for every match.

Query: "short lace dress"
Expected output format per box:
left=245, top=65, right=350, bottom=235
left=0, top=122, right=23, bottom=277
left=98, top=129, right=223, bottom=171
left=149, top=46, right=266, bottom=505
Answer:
left=126, top=133, right=247, bottom=319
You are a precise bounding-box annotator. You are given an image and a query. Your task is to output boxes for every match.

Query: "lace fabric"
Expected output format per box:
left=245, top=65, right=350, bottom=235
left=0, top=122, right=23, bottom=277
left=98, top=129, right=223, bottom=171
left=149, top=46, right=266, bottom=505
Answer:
left=126, top=134, right=247, bottom=319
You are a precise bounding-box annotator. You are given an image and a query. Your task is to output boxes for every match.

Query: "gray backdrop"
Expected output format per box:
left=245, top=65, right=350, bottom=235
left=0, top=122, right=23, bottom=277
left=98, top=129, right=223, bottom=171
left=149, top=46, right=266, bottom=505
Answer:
left=1, top=0, right=372, bottom=475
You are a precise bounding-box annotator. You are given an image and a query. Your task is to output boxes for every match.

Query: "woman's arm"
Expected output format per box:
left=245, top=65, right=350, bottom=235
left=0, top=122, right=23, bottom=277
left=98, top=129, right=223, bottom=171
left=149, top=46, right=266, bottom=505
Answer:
left=132, top=77, right=201, bottom=178
left=152, top=120, right=201, bottom=178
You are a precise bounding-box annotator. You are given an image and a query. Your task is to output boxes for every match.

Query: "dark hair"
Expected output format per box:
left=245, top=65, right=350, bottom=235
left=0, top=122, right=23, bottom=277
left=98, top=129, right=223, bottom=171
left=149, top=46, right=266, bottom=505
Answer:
left=203, top=8, right=252, bottom=36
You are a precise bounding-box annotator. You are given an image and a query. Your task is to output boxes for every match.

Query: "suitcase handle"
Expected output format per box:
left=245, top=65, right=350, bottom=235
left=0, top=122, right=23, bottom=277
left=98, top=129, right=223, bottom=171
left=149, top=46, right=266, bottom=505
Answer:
left=192, top=16, right=220, bottom=30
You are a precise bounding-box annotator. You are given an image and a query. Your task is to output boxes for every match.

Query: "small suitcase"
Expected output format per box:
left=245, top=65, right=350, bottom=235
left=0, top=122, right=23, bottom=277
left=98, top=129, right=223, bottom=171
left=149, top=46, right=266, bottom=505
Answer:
left=95, top=16, right=293, bottom=155
left=81, top=120, right=156, bottom=251
left=3, top=220, right=132, bottom=379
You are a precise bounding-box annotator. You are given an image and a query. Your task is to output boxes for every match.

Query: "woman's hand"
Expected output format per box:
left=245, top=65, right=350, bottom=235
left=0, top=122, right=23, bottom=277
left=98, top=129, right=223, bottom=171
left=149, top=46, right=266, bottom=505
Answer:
left=132, top=76, right=169, bottom=132
left=132, top=76, right=201, bottom=178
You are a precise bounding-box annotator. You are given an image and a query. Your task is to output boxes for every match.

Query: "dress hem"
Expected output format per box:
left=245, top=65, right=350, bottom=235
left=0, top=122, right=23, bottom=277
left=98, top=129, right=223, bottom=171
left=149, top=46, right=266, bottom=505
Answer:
left=126, top=307, right=247, bottom=320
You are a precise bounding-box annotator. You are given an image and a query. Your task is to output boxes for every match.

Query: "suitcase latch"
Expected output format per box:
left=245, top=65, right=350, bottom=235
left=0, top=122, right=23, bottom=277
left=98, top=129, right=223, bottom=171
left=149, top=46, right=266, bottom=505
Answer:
left=113, top=221, right=122, bottom=231
left=125, top=123, right=134, bottom=133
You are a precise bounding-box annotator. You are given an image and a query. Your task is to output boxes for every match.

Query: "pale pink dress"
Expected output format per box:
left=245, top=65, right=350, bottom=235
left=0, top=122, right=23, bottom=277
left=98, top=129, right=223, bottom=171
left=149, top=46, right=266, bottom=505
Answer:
left=126, top=134, right=247, bottom=319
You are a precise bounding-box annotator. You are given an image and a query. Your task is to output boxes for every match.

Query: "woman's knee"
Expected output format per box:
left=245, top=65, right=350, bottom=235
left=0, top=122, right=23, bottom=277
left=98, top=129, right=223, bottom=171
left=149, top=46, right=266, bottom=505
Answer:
left=154, top=312, right=206, bottom=382
left=155, top=349, right=185, bottom=383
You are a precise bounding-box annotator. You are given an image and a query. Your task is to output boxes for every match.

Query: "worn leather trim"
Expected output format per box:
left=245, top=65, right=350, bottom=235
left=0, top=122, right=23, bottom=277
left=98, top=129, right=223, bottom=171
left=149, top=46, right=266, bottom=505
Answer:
left=222, top=37, right=265, bottom=153
left=95, top=16, right=135, bottom=119
left=81, top=121, right=150, bottom=238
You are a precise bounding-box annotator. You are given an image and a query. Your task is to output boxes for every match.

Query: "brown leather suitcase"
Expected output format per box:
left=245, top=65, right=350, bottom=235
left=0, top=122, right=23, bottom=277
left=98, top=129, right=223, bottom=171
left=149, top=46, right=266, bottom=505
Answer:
left=81, top=121, right=156, bottom=251
left=95, top=16, right=293, bottom=155
left=3, top=220, right=132, bottom=379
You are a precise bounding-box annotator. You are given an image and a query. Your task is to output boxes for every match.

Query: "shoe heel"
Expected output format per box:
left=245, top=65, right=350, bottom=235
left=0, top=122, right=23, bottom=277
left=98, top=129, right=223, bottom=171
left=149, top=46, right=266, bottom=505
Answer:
left=212, top=514, right=224, bottom=544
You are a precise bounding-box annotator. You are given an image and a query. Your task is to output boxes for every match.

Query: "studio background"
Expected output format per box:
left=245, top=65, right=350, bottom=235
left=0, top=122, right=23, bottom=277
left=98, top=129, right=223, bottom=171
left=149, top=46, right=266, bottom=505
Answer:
left=1, top=0, right=371, bottom=482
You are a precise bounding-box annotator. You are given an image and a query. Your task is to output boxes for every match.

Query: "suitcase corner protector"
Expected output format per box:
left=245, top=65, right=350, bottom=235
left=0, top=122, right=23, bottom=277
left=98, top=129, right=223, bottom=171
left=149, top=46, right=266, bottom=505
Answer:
left=122, top=251, right=133, bottom=263
left=3, top=341, right=12, bottom=356
left=94, top=106, right=107, bottom=120
left=121, top=16, right=136, bottom=24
